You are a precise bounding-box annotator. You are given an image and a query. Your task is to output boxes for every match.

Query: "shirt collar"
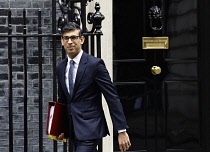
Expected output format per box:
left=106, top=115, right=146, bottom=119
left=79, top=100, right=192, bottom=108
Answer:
left=67, top=50, right=83, bottom=65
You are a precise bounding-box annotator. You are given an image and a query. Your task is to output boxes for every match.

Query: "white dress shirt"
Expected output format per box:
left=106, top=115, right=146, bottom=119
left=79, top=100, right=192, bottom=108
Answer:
left=65, top=50, right=83, bottom=93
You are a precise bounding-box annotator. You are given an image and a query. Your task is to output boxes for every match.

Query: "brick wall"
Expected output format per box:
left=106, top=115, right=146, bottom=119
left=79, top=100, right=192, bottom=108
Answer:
left=0, top=0, right=64, bottom=151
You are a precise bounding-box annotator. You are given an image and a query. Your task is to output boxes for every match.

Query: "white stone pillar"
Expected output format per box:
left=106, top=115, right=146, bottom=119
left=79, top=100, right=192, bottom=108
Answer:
left=96, top=0, right=114, bottom=152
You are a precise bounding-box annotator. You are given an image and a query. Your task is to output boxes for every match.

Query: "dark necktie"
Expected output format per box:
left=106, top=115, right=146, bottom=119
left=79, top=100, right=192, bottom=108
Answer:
left=69, top=60, right=75, bottom=97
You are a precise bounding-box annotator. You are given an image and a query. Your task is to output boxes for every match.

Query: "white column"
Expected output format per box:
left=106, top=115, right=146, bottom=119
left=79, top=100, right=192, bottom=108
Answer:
left=96, top=0, right=114, bottom=152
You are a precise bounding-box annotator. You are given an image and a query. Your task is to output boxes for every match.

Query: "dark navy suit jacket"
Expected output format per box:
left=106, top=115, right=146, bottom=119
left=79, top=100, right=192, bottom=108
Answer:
left=56, top=51, right=128, bottom=140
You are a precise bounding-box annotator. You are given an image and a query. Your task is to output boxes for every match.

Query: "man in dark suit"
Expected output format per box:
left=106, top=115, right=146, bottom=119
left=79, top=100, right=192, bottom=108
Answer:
left=56, top=22, right=131, bottom=152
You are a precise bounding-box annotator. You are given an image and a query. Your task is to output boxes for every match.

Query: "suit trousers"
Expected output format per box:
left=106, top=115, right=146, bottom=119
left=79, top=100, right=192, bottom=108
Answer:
left=70, top=118, right=100, bottom=152
left=73, top=138, right=100, bottom=152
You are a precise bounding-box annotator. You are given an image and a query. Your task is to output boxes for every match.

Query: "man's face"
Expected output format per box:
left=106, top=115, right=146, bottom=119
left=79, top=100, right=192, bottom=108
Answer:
left=61, top=29, right=85, bottom=59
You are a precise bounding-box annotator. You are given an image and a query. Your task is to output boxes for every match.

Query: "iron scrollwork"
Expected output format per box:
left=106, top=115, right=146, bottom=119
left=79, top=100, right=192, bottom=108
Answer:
left=87, top=2, right=105, bottom=33
left=57, top=0, right=81, bottom=33
left=57, top=0, right=104, bottom=34
left=148, top=6, right=163, bottom=31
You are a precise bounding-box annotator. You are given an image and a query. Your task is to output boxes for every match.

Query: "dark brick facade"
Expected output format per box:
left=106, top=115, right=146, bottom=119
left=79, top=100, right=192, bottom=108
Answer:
left=0, top=0, right=64, bottom=151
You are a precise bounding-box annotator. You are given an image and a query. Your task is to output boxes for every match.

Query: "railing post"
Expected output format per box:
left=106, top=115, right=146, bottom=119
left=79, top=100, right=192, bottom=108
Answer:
left=8, top=9, right=13, bottom=152
left=52, top=0, right=59, bottom=151
left=23, top=8, right=28, bottom=152
left=38, top=8, right=43, bottom=152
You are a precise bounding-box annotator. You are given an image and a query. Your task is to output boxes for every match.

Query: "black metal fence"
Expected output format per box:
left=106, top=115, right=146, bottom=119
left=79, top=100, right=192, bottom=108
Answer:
left=0, top=0, right=104, bottom=151
left=1, top=8, right=63, bottom=152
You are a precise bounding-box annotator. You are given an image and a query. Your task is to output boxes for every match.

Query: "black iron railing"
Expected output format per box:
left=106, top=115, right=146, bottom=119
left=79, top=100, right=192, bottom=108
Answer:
left=0, top=0, right=104, bottom=152
left=0, top=9, right=60, bottom=152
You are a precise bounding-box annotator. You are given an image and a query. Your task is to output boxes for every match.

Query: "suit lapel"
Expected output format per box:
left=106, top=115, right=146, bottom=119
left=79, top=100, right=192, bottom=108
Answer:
left=59, top=58, right=71, bottom=99
left=72, top=52, right=87, bottom=98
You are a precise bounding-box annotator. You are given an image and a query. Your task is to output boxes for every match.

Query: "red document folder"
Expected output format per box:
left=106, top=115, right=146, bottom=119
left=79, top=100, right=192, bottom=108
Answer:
left=46, top=101, right=69, bottom=142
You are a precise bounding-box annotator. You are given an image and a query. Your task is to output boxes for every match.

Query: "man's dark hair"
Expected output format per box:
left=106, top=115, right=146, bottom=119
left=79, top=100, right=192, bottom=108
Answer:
left=61, top=22, right=82, bottom=36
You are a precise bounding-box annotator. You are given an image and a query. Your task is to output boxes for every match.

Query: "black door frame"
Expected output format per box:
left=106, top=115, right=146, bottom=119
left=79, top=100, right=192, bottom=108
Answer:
left=112, top=0, right=210, bottom=152
left=199, top=0, right=210, bottom=151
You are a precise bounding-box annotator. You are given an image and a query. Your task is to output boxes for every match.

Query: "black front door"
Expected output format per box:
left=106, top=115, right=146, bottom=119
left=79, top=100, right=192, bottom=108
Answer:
left=113, top=0, right=208, bottom=152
